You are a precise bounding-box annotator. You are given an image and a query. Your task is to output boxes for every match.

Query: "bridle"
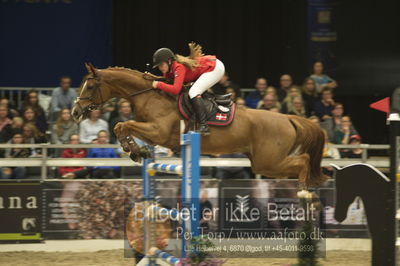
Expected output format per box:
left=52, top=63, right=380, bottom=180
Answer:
left=75, top=76, right=104, bottom=112
left=75, top=72, right=163, bottom=113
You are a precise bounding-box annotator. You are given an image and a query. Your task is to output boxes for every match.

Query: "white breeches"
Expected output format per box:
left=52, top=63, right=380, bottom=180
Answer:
left=188, top=59, right=225, bottom=99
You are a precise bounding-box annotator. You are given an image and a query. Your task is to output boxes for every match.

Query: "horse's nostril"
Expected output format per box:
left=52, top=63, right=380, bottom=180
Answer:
left=71, top=108, right=79, bottom=118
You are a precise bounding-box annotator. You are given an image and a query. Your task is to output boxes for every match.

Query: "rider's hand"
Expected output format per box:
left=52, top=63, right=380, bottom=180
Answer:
left=152, top=81, right=158, bottom=89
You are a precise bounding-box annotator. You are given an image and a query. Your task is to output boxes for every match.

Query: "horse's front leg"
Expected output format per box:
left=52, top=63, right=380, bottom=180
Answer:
left=114, top=121, right=161, bottom=162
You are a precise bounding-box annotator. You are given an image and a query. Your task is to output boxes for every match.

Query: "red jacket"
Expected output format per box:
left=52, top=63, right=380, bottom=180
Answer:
left=157, top=55, right=217, bottom=95
left=59, top=148, right=87, bottom=176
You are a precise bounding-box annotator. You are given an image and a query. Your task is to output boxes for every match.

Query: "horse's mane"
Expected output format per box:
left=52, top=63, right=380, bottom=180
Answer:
left=106, top=66, right=143, bottom=76
left=104, top=66, right=177, bottom=102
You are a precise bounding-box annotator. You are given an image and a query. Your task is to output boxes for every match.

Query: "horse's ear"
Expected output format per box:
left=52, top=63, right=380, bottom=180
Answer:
left=84, top=62, right=91, bottom=73
left=85, top=62, right=98, bottom=77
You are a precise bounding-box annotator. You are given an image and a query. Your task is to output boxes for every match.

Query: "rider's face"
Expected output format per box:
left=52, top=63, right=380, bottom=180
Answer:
left=158, top=62, right=169, bottom=74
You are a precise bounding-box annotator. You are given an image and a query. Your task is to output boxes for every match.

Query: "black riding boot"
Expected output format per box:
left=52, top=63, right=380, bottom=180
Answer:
left=191, top=96, right=210, bottom=135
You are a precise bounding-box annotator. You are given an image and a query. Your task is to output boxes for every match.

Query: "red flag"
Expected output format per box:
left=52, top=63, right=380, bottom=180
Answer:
left=369, top=97, right=389, bottom=113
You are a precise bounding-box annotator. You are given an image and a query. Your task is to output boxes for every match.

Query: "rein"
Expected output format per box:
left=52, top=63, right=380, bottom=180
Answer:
left=76, top=72, right=167, bottom=112
left=127, top=72, right=167, bottom=97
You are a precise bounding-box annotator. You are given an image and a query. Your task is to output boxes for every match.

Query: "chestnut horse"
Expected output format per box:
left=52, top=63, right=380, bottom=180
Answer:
left=72, top=63, right=328, bottom=189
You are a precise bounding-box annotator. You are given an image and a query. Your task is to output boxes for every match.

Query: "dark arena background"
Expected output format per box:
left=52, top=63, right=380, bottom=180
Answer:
left=1, top=0, right=400, bottom=266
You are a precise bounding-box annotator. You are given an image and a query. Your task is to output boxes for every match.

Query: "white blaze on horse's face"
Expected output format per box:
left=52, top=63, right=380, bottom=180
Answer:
left=79, top=79, right=89, bottom=100
left=72, top=80, right=88, bottom=123
left=80, top=80, right=88, bottom=95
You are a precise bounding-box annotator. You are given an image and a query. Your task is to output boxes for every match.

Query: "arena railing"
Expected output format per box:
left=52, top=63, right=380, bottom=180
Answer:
left=2, top=87, right=250, bottom=107
left=0, top=87, right=76, bottom=110
left=0, top=143, right=390, bottom=180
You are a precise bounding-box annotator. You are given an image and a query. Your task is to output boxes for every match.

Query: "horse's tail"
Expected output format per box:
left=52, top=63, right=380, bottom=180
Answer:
left=288, top=115, right=329, bottom=187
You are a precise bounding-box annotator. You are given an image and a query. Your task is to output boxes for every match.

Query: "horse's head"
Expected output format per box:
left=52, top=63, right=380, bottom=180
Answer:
left=72, top=63, right=112, bottom=122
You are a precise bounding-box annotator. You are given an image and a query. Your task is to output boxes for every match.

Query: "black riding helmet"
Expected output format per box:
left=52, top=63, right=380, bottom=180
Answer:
left=152, top=48, right=175, bottom=69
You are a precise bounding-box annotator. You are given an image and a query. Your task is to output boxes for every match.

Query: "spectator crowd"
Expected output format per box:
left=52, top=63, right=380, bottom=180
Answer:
left=0, top=61, right=361, bottom=179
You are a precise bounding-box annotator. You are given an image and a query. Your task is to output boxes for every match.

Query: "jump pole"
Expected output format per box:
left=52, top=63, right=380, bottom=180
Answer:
left=370, top=97, right=398, bottom=265
left=138, top=130, right=201, bottom=265
left=388, top=117, right=399, bottom=265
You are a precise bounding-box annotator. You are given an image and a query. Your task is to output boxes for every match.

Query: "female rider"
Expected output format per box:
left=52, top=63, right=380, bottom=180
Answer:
left=151, top=45, right=225, bottom=135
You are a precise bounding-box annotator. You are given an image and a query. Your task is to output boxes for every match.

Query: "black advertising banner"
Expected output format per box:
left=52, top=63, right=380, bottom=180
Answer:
left=219, top=179, right=367, bottom=237
left=0, top=179, right=367, bottom=244
left=218, top=179, right=327, bottom=258
left=0, top=181, right=42, bottom=243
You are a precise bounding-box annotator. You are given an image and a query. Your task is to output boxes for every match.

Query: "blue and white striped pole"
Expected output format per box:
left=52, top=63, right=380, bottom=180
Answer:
left=147, top=163, right=183, bottom=175
left=148, top=247, right=182, bottom=266
left=141, top=158, right=157, bottom=266
left=181, top=131, right=201, bottom=258
left=141, top=130, right=201, bottom=261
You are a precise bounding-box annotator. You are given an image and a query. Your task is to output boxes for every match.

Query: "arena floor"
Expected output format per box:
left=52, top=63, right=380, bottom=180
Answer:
left=0, top=239, right=374, bottom=266
left=0, top=250, right=370, bottom=266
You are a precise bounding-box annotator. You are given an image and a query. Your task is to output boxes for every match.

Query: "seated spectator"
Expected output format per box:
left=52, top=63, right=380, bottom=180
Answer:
left=320, top=103, right=358, bottom=142
left=277, top=74, right=293, bottom=102
left=309, top=61, right=337, bottom=93
left=0, top=98, right=18, bottom=118
left=109, top=100, right=134, bottom=143
left=59, top=134, right=87, bottom=178
left=0, top=133, right=30, bottom=179
left=280, top=87, right=302, bottom=114
left=63, top=131, right=120, bottom=179
left=341, top=134, right=363, bottom=158
left=51, top=108, right=78, bottom=144
left=287, top=96, right=307, bottom=117
left=215, top=153, right=250, bottom=179
left=22, top=90, right=46, bottom=124
left=245, top=78, right=267, bottom=108
left=322, top=129, right=340, bottom=159
left=212, top=72, right=241, bottom=96
left=21, top=106, right=48, bottom=134
left=49, top=76, right=76, bottom=121
left=314, top=88, right=335, bottom=121
left=301, top=78, right=318, bottom=116
left=266, top=86, right=278, bottom=98
left=308, top=115, right=320, bottom=126
left=23, top=122, right=47, bottom=156
left=101, top=98, right=119, bottom=122
left=0, top=104, right=12, bottom=143
left=257, top=94, right=281, bottom=111
left=79, top=109, right=109, bottom=143
left=333, top=116, right=358, bottom=144
left=235, top=97, right=246, bottom=108
left=321, top=129, right=340, bottom=177
left=10, top=117, right=24, bottom=136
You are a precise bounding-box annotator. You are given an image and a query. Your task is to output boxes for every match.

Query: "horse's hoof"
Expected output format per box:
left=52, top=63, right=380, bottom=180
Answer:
left=139, top=146, right=154, bottom=159
left=129, top=152, right=141, bottom=163
left=121, top=142, right=130, bottom=153
left=297, top=190, right=313, bottom=199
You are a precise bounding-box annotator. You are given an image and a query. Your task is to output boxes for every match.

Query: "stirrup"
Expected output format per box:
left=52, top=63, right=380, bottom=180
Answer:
left=198, top=123, right=210, bottom=136
left=215, top=93, right=232, bottom=100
